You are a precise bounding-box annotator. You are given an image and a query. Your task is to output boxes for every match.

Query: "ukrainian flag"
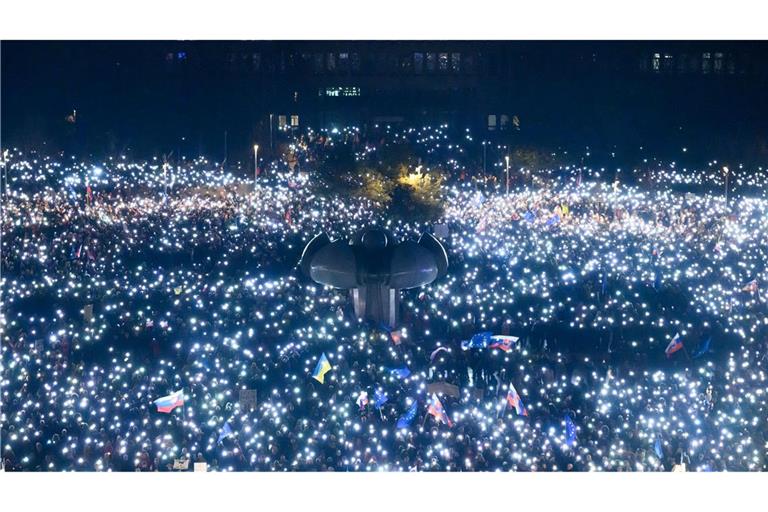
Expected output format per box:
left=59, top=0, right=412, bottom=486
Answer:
left=312, top=352, right=332, bottom=384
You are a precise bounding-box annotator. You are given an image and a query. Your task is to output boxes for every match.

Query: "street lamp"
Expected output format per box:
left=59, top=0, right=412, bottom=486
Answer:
left=254, top=144, right=259, bottom=190
left=722, top=166, right=730, bottom=208
left=504, top=155, right=510, bottom=196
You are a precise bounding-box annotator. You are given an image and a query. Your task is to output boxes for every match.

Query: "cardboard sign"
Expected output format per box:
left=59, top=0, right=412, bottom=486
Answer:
left=433, top=223, right=449, bottom=239
left=427, top=382, right=460, bottom=399
left=194, top=462, right=208, bottom=473
left=173, top=458, right=190, bottom=470
left=239, top=389, right=257, bottom=411
left=84, top=304, right=94, bottom=323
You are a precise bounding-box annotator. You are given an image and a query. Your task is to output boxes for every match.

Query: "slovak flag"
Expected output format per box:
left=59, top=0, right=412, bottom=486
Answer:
left=427, top=393, right=453, bottom=427
left=505, top=383, right=528, bottom=416
left=153, top=389, right=185, bottom=413
left=665, top=333, right=684, bottom=358
left=489, top=336, right=519, bottom=352
left=742, top=280, right=759, bottom=293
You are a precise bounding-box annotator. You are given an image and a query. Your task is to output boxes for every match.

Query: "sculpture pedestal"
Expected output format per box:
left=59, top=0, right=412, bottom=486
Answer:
left=352, top=285, right=399, bottom=327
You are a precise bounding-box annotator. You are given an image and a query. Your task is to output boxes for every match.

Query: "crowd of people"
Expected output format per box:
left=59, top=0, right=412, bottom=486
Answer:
left=2, top=126, right=768, bottom=472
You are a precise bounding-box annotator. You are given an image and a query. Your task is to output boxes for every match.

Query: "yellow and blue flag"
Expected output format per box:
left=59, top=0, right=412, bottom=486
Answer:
left=312, top=352, right=332, bottom=384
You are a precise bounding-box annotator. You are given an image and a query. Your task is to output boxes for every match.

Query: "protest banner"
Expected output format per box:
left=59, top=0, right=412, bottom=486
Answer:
left=239, top=389, right=257, bottom=411
left=427, top=382, right=460, bottom=398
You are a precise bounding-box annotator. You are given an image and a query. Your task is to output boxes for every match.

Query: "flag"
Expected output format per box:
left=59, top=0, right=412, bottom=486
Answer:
left=312, top=353, right=332, bottom=384
left=217, top=421, right=233, bottom=444
left=461, top=331, right=492, bottom=350
left=396, top=400, right=418, bottom=429
left=388, top=366, right=411, bottom=379
left=373, top=389, right=388, bottom=410
left=653, top=436, right=663, bottom=460
left=427, top=394, right=453, bottom=427
left=379, top=322, right=403, bottom=345
left=691, top=336, right=712, bottom=359
left=356, top=391, right=369, bottom=410
left=545, top=214, right=560, bottom=227
left=564, top=414, right=577, bottom=446
left=742, top=280, right=758, bottom=293
left=153, top=389, right=184, bottom=413
left=489, top=335, right=518, bottom=352
left=505, top=383, right=528, bottom=416
left=430, top=346, right=450, bottom=362
left=665, top=333, right=684, bottom=358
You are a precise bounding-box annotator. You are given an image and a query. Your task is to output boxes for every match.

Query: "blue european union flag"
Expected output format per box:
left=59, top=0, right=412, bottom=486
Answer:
left=524, top=210, right=535, bottom=223
left=388, top=366, right=411, bottom=379
left=396, top=400, right=418, bottom=429
left=692, top=336, right=712, bottom=359
left=564, top=414, right=577, bottom=446
left=217, top=421, right=233, bottom=444
left=374, top=389, right=389, bottom=410
left=461, top=331, right=493, bottom=350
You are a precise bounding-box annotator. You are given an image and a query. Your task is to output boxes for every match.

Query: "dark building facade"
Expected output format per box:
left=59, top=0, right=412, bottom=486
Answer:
left=3, top=41, right=768, bottom=162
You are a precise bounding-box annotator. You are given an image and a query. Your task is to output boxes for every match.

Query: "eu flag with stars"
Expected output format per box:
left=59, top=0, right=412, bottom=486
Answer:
left=396, top=400, right=418, bottom=429
left=565, top=414, right=577, bottom=447
left=374, top=389, right=389, bottom=410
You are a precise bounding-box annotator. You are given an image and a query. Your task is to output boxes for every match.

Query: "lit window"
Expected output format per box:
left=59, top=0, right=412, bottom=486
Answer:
left=291, top=115, right=299, bottom=127
left=714, top=52, right=724, bottom=73
left=339, top=53, right=349, bottom=71
left=451, top=53, right=461, bottom=72
left=488, top=114, right=497, bottom=131
left=278, top=115, right=287, bottom=129
left=500, top=114, right=509, bottom=130
left=426, top=53, right=436, bottom=72
left=439, top=53, right=449, bottom=70
left=319, top=86, right=361, bottom=97
left=177, top=52, right=187, bottom=61
left=652, top=53, right=660, bottom=71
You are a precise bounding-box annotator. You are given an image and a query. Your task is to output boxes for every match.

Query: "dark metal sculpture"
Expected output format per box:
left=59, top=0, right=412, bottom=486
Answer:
left=299, top=226, right=448, bottom=327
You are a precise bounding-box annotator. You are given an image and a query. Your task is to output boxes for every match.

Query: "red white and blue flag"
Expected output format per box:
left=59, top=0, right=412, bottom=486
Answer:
left=505, top=383, right=528, bottom=416
left=665, top=333, right=684, bottom=358
left=489, top=335, right=519, bottom=352
left=427, top=393, right=453, bottom=427
left=153, top=389, right=185, bottom=413
left=742, top=280, right=759, bottom=293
